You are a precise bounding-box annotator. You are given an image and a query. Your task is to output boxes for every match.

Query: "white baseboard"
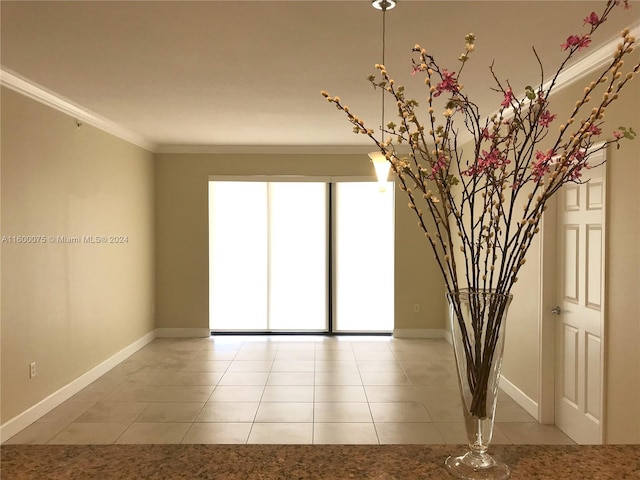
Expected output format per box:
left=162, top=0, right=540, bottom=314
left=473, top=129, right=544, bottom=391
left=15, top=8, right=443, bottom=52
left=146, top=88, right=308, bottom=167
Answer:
left=500, top=374, right=539, bottom=420
left=155, top=328, right=210, bottom=338
left=393, top=328, right=449, bottom=339
left=0, top=329, right=156, bottom=443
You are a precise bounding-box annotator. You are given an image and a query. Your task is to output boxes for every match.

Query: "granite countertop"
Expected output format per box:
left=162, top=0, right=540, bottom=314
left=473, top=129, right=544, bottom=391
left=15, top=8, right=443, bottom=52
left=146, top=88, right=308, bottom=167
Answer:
left=2, top=444, right=640, bottom=479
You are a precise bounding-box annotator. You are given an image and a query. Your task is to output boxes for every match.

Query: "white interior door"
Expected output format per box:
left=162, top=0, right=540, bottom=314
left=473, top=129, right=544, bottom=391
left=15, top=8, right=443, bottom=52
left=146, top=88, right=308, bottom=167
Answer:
left=555, top=158, right=605, bottom=444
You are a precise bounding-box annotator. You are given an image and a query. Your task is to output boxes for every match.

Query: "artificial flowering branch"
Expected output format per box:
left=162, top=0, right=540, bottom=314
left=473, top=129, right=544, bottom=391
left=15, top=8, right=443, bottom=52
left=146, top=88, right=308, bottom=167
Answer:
left=322, top=0, right=638, bottom=417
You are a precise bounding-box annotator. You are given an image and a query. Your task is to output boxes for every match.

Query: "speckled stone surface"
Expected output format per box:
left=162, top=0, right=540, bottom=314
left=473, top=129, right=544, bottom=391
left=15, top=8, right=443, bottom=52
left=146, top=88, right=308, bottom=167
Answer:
left=2, top=444, right=639, bottom=479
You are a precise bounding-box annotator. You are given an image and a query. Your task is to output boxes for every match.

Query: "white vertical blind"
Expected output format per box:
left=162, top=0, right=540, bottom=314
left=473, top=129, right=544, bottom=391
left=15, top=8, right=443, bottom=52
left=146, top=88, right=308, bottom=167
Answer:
left=209, top=180, right=327, bottom=331
left=267, top=183, right=327, bottom=330
left=209, top=181, right=268, bottom=330
left=334, top=182, right=395, bottom=332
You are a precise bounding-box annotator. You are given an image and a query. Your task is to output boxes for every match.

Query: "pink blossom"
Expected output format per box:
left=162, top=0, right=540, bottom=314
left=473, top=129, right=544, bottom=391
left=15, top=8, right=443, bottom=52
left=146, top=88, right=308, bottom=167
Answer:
left=428, top=155, right=448, bottom=179
left=464, top=148, right=510, bottom=176
left=572, top=149, right=587, bottom=163
left=538, top=110, right=557, bottom=127
left=567, top=162, right=590, bottom=181
left=615, top=0, right=631, bottom=10
left=434, top=69, right=459, bottom=97
left=578, top=36, right=592, bottom=50
left=583, top=12, right=600, bottom=26
left=561, top=35, right=580, bottom=50
left=587, top=124, right=602, bottom=135
left=561, top=34, right=591, bottom=51
left=568, top=166, right=584, bottom=181
left=501, top=88, right=514, bottom=108
left=613, top=130, right=623, bottom=140
left=565, top=150, right=589, bottom=181
left=531, top=150, right=553, bottom=182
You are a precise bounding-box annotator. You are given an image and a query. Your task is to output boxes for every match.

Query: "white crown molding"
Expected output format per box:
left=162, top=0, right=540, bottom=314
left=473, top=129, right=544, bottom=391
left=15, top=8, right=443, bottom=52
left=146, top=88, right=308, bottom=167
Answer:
left=0, top=67, right=156, bottom=152
left=155, top=144, right=419, bottom=156
left=155, top=144, right=377, bottom=155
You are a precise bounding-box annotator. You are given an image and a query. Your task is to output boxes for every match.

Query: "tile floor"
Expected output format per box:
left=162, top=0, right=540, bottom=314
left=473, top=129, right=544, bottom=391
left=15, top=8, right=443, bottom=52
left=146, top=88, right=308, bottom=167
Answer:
left=4, top=335, right=575, bottom=445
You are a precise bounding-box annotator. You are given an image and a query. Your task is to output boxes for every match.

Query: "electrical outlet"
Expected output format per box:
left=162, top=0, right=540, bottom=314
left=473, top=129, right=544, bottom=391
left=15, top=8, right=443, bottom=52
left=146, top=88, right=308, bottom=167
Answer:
left=30, top=362, right=36, bottom=378
left=413, top=304, right=420, bottom=313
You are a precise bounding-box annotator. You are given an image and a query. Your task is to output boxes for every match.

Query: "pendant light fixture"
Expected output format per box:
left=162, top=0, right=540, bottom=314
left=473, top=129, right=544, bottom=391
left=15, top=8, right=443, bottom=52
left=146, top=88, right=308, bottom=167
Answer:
left=369, top=0, right=396, bottom=192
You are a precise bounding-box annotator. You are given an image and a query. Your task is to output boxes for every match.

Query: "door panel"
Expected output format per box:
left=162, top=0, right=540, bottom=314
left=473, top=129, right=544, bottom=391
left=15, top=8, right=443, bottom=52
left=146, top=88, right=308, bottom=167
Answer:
left=585, top=333, right=602, bottom=419
left=585, top=225, right=602, bottom=309
left=562, top=325, right=579, bottom=405
left=563, top=224, right=579, bottom=303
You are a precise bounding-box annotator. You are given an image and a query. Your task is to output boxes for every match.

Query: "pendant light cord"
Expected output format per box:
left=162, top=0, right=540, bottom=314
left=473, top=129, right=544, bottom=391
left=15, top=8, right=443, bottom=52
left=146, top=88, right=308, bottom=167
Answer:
left=381, top=5, right=386, bottom=144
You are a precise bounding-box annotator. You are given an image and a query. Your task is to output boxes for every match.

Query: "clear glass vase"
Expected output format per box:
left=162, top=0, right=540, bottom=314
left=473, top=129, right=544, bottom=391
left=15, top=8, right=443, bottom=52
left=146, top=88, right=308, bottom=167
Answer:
left=445, top=289, right=513, bottom=480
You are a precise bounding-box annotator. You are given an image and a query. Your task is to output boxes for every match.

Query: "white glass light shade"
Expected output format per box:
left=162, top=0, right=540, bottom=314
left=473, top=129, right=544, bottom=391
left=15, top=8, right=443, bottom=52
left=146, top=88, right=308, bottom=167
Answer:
left=371, top=0, right=396, bottom=11
left=369, top=151, right=391, bottom=191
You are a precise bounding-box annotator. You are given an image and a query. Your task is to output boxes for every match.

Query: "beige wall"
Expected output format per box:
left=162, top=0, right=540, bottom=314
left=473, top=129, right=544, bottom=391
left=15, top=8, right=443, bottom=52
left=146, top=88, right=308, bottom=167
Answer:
left=499, top=49, right=640, bottom=442
left=501, top=235, right=543, bottom=403
left=0, top=88, right=156, bottom=423
left=602, top=62, right=640, bottom=442
left=154, top=153, right=445, bottom=334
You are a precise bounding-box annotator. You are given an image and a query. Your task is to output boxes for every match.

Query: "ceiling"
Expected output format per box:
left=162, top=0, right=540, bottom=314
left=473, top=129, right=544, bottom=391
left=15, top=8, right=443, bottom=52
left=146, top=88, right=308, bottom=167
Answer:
left=1, top=1, right=638, bottom=152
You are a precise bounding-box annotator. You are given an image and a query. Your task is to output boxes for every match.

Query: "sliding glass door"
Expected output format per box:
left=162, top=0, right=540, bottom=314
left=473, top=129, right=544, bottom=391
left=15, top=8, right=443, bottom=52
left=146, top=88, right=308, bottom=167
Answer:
left=267, top=182, right=328, bottom=330
left=209, top=181, right=268, bottom=330
left=208, top=178, right=394, bottom=333
left=209, top=181, right=327, bottom=331
left=333, top=182, right=394, bottom=332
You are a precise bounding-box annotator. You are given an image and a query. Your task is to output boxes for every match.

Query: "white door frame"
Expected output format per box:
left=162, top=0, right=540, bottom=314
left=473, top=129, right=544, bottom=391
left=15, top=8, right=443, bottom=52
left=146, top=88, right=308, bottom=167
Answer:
left=539, top=194, right=558, bottom=424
